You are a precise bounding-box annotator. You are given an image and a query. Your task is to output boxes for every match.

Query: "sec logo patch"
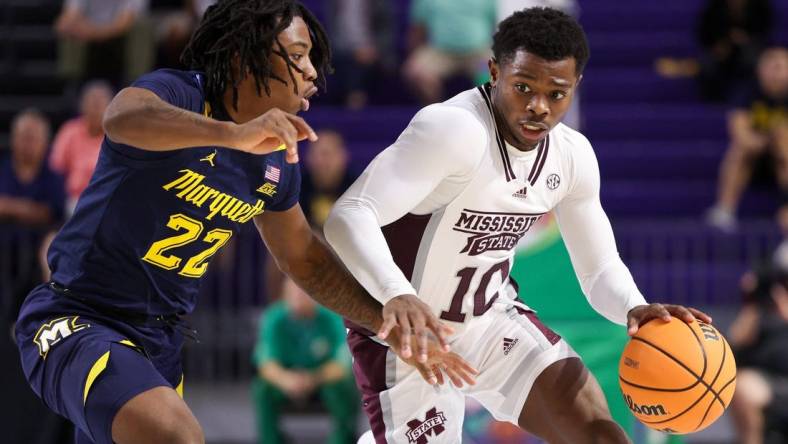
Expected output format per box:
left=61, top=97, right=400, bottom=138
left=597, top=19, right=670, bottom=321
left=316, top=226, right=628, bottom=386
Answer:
left=546, top=174, right=561, bottom=190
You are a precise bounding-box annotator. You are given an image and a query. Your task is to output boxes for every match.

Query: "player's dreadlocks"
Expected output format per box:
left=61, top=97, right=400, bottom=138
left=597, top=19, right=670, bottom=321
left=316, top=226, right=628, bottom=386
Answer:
left=181, top=0, right=331, bottom=111
left=493, top=7, right=589, bottom=75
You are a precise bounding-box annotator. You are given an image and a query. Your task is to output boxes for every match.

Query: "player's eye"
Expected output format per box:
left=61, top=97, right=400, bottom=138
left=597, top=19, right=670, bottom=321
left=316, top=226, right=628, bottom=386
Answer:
left=551, top=91, right=567, bottom=100
left=291, top=53, right=304, bottom=62
left=514, top=83, right=531, bottom=94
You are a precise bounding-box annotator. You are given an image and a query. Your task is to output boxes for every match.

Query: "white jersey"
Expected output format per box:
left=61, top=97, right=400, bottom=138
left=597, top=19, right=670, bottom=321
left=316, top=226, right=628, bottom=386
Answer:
left=325, top=84, right=647, bottom=332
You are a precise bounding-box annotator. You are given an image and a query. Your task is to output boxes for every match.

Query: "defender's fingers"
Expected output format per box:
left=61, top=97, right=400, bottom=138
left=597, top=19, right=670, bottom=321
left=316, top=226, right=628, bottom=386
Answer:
left=432, top=365, right=445, bottom=386
left=441, top=358, right=477, bottom=386
left=441, top=364, right=464, bottom=388
left=445, top=355, right=477, bottom=385
left=688, top=307, right=713, bottom=323
left=284, top=113, right=318, bottom=141
left=426, top=316, right=453, bottom=352
left=448, top=354, right=479, bottom=377
left=416, top=364, right=438, bottom=386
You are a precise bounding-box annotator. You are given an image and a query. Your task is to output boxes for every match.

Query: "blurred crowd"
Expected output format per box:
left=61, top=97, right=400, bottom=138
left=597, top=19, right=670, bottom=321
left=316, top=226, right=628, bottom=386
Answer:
left=0, top=0, right=787, bottom=443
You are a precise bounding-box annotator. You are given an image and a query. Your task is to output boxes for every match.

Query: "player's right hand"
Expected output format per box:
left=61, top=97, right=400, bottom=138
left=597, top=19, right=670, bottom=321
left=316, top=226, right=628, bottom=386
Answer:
left=378, top=294, right=455, bottom=362
left=228, top=108, right=317, bottom=163
left=385, top=326, right=479, bottom=387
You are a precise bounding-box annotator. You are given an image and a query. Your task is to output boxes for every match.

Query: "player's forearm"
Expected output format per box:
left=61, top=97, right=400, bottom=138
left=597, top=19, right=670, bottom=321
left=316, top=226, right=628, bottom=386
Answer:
left=585, top=260, right=648, bottom=325
left=103, top=87, right=234, bottom=151
left=285, top=233, right=384, bottom=333
left=555, top=165, right=646, bottom=325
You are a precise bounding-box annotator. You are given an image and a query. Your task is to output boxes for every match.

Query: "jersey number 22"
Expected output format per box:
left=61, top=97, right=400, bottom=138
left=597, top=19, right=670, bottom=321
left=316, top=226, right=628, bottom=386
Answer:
left=142, top=213, right=233, bottom=278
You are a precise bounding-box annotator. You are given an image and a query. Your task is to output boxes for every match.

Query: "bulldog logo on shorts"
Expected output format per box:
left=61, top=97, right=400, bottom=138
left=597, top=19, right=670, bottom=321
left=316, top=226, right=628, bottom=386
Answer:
left=406, top=407, right=446, bottom=444
left=33, top=316, right=90, bottom=357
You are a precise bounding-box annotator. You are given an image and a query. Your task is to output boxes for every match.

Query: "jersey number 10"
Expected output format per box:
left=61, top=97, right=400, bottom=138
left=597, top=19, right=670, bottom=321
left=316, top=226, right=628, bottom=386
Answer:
left=440, top=259, right=511, bottom=322
left=142, top=213, right=233, bottom=278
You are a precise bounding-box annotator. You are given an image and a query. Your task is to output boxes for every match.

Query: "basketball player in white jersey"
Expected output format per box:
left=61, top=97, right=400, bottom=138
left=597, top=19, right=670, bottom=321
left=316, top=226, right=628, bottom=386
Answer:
left=325, top=8, right=715, bottom=444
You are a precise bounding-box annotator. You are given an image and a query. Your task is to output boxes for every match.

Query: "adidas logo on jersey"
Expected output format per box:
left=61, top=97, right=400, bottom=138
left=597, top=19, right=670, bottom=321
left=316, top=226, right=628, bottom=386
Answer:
left=512, top=187, right=528, bottom=199
left=503, top=337, right=519, bottom=355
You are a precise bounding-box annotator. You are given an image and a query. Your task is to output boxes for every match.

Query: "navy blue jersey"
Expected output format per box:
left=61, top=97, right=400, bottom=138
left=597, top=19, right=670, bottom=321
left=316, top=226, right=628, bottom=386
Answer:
left=47, top=69, right=300, bottom=315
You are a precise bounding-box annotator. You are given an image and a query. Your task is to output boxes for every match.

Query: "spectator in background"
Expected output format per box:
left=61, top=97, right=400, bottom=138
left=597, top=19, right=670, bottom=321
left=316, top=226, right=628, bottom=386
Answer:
left=50, top=80, right=113, bottom=215
left=403, top=0, right=496, bottom=104
left=301, top=129, right=357, bottom=227
left=696, top=0, right=773, bottom=102
left=0, top=109, right=64, bottom=327
left=264, top=129, right=357, bottom=299
left=251, top=278, right=360, bottom=444
left=728, top=259, right=788, bottom=444
left=325, top=0, right=395, bottom=109
left=0, top=112, right=69, bottom=444
left=55, top=0, right=153, bottom=88
left=707, top=47, right=788, bottom=232
left=154, top=0, right=216, bottom=69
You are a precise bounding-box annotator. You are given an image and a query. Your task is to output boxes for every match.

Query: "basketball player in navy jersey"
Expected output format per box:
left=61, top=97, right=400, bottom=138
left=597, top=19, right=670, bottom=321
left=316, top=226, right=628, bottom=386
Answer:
left=14, top=1, right=473, bottom=443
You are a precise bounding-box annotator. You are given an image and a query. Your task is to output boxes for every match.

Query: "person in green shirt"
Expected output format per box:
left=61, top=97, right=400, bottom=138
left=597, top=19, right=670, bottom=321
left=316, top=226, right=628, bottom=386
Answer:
left=403, top=0, right=497, bottom=103
left=251, top=277, right=360, bottom=444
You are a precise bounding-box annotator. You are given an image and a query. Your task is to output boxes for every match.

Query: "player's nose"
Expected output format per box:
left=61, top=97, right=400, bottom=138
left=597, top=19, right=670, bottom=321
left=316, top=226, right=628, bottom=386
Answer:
left=526, top=96, right=549, bottom=119
left=303, top=58, right=318, bottom=82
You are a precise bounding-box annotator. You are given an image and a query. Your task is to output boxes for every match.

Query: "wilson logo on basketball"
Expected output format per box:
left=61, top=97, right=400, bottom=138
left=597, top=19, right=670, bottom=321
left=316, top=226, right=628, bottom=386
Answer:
left=623, top=357, right=639, bottom=369
left=623, top=394, right=668, bottom=416
left=698, top=322, right=720, bottom=341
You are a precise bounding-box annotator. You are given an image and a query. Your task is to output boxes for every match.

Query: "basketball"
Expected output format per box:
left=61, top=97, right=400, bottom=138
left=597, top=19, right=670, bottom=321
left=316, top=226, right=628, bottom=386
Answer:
left=619, top=318, right=737, bottom=434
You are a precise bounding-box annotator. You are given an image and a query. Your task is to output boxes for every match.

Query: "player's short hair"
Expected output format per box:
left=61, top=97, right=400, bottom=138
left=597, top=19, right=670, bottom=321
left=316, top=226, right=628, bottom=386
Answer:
left=181, top=0, right=331, bottom=111
left=493, top=7, right=590, bottom=75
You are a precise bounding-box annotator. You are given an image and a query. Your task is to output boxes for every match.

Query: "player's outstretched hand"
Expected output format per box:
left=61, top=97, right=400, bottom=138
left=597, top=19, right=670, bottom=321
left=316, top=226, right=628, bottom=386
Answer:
left=385, top=326, right=479, bottom=387
left=379, top=294, right=454, bottom=362
left=229, top=108, right=317, bottom=163
left=626, top=303, right=713, bottom=336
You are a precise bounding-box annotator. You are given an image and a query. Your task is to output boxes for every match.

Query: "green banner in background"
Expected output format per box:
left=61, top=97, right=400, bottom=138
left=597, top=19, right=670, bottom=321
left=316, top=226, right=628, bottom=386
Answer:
left=510, top=215, right=685, bottom=444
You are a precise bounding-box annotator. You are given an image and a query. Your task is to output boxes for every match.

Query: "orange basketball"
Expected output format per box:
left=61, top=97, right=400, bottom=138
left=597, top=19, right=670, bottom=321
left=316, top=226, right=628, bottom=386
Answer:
left=618, top=317, right=737, bottom=434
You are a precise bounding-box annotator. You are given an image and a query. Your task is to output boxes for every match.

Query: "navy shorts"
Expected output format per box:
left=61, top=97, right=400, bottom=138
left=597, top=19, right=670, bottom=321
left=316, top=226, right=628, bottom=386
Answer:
left=15, top=284, right=185, bottom=444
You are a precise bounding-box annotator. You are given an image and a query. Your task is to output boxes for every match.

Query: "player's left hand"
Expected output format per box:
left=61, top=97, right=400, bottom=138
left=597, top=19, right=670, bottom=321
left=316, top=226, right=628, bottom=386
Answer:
left=626, top=303, right=713, bottom=336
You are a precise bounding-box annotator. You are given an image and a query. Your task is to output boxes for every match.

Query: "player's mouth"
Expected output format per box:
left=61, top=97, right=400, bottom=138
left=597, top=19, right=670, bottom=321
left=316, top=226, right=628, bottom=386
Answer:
left=518, top=121, right=549, bottom=142
left=300, top=86, right=318, bottom=112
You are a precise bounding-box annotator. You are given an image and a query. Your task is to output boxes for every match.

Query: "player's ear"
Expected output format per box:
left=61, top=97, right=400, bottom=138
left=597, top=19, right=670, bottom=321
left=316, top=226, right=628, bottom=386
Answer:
left=488, top=58, right=499, bottom=87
